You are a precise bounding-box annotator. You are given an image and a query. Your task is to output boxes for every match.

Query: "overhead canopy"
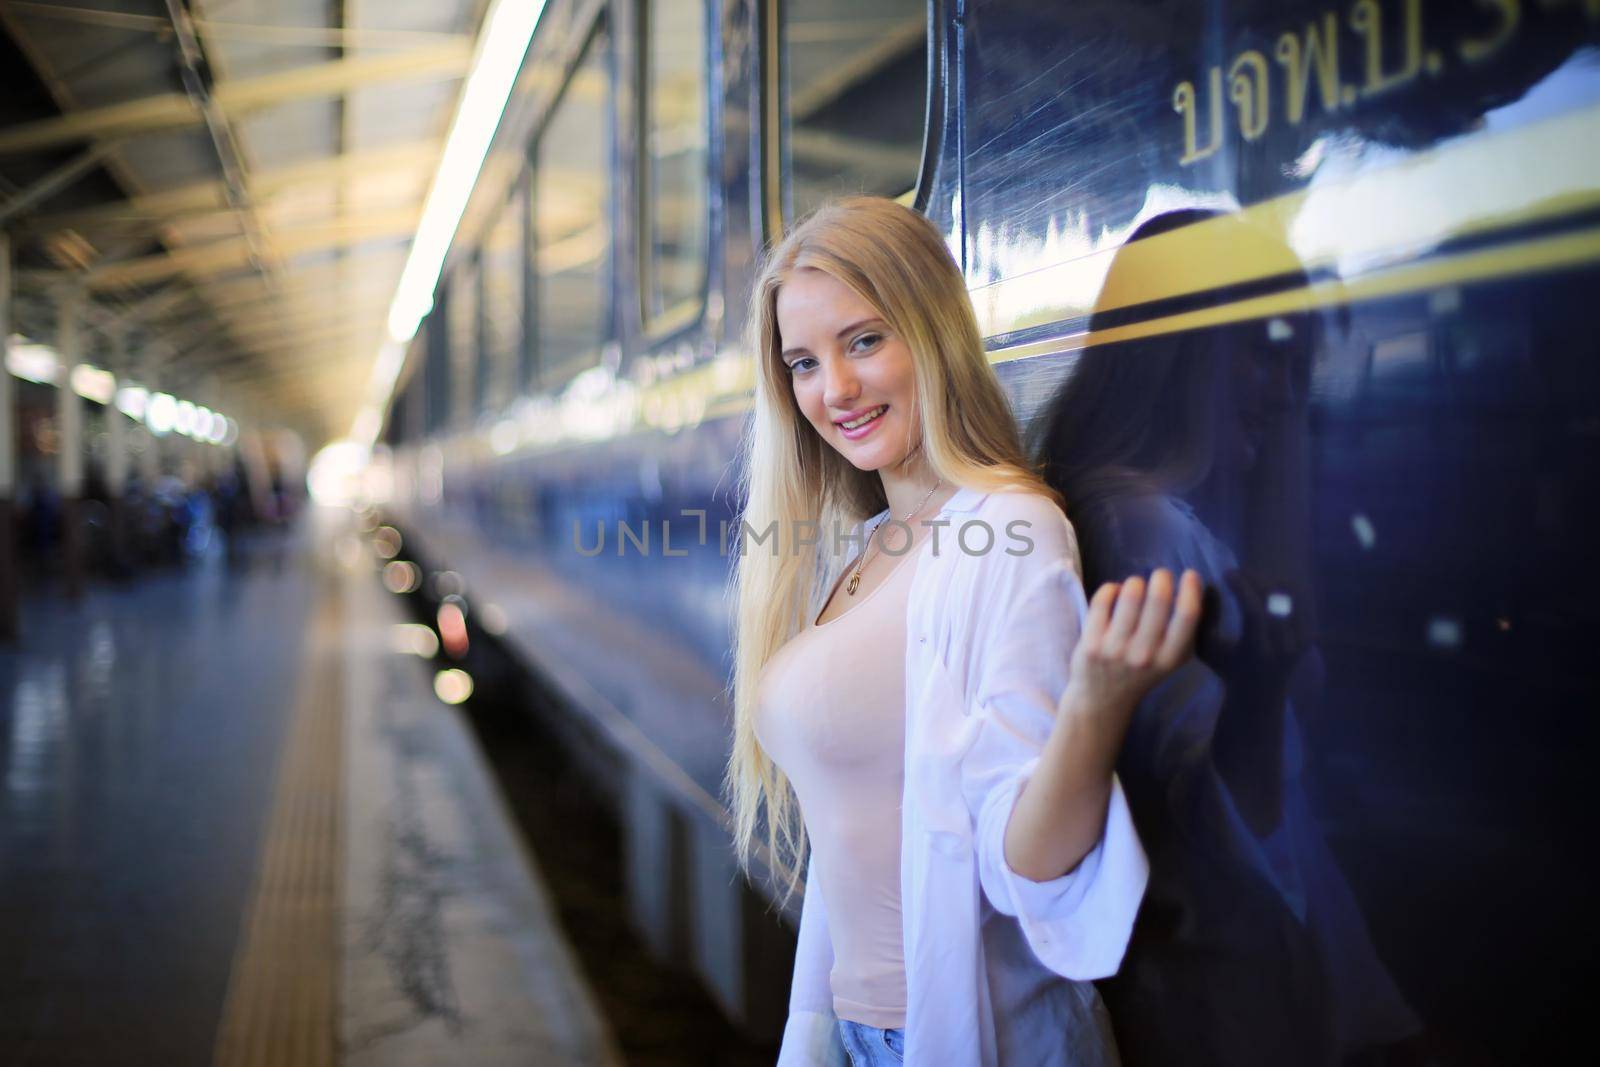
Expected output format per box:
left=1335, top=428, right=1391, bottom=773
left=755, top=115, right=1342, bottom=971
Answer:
left=0, top=0, right=486, bottom=445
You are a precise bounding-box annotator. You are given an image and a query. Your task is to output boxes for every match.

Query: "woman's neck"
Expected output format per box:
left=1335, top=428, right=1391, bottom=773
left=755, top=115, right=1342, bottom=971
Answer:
left=878, top=463, right=957, bottom=523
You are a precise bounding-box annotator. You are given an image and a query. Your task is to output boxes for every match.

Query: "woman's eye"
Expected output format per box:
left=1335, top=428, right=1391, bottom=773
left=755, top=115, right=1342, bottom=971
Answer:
left=851, top=333, right=882, bottom=353
left=787, top=357, right=815, bottom=373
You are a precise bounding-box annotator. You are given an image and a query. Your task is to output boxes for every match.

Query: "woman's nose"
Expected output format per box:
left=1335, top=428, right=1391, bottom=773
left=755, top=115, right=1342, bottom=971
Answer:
left=822, top=359, right=859, bottom=408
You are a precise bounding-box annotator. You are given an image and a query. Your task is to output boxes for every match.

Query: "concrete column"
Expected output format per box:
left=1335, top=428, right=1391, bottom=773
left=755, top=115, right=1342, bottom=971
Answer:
left=0, top=233, right=18, bottom=640
left=139, top=350, right=162, bottom=488
left=105, top=330, right=132, bottom=577
left=134, top=350, right=164, bottom=565
left=201, top=376, right=225, bottom=483
left=57, top=286, right=85, bottom=600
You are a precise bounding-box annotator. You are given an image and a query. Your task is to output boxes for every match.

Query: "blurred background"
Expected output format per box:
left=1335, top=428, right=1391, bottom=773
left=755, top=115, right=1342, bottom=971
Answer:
left=1, top=1, right=1597, bottom=1065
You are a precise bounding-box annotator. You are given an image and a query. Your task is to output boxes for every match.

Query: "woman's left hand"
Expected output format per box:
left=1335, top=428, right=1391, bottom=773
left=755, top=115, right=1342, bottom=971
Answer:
left=1060, top=568, right=1204, bottom=728
left=1006, top=568, right=1205, bottom=883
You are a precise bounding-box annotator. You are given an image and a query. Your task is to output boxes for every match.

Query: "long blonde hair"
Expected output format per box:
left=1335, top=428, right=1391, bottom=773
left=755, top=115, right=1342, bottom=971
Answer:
left=722, top=196, right=1062, bottom=907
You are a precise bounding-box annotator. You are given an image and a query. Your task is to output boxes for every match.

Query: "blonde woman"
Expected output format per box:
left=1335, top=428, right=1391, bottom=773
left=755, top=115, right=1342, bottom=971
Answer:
left=723, top=197, right=1202, bottom=1067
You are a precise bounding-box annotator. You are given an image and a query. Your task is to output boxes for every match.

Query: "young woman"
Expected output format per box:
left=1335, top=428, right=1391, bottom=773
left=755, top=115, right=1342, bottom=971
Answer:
left=722, top=197, right=1202, bottom=1067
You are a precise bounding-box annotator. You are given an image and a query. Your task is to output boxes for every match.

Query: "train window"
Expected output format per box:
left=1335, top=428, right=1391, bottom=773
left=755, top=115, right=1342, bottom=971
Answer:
left=449, top=252, right=479, bottom=428
left=640, top=0, right=709, bottom=334
left=780, top=0, right=927, bottom=224
left=483, top=172, right=528, bottom=410
left=534, top=25, right=612, bottom=392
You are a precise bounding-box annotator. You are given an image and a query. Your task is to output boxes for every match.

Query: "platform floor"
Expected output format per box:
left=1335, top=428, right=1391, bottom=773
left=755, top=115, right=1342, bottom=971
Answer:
left=0, top=513, right=622, bottom=1067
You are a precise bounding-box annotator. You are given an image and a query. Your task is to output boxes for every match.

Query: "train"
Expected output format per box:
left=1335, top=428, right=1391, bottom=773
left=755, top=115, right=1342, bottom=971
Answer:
left=370, top=1, right=1600, bottom=1062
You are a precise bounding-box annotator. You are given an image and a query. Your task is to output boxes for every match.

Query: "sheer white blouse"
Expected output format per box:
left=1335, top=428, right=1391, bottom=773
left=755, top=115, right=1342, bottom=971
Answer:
left=773, top=485, right=1148, bottom=1067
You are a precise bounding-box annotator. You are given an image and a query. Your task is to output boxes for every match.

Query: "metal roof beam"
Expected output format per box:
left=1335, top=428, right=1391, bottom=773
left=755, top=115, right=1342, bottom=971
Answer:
left=0, top=45, right=471, bottom=156
left=81, top=138, right=435, bottom=227
left=3, top=3, right=468, bottom=51
left=162, top=0, right=278, bottom=293
left=0, top=140, right=122, bottom=227
left=223, top=300, right=393, bottom=342
left=83, top=207, right=418, bottom=289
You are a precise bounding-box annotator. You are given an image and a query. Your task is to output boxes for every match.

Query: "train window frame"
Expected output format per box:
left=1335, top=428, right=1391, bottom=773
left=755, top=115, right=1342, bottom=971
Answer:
left=449, top=248, right=481, bottom=431
left=529, top=13, right=618, bottom=398
left=516, top=163, right=536, bottom=396
left=636, top=0, right=714, bottom=344
left=531, top=14, right=617, bottom=398
left=760, top=0, right=943, bottom=247
left=477, top=163, right=530, bottom=413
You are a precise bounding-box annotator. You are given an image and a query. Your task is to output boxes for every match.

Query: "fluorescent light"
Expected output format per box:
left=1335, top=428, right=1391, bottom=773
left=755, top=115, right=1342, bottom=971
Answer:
left=6, top=336, right=235, bottom=444
left=70, top=364, right=116, bottom=404
left=351, top=404, right=383, bottom=446
left=353, top=0, right=548, bottom=449
left=146, top=392, right=177, bottom=435
left=7, top=338, right=59, bottom=385
left=385, top=0, right=548, bottom=346
left=116, top=385, right=149, bottom=420
left=367, top=340, right=404, bottom=398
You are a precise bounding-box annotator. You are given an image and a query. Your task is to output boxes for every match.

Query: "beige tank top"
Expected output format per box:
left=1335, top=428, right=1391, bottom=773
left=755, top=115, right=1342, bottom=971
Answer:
left=753, top=543, right=926, bottom=1029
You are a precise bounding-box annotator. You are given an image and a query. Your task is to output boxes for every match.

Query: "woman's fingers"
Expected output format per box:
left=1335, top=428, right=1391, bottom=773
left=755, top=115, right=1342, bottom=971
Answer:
left=1086, top=569, right=1203, bottom=682
left=1126, top=569, right=1174, bottom=667
left=1103, top=574, right=1147, bottom=655
left=1081, top=579, right=1120, bottom=646
left=1155, top=569, right=1205, bottom=670
left=1082, top=581, right=1119, bottom=647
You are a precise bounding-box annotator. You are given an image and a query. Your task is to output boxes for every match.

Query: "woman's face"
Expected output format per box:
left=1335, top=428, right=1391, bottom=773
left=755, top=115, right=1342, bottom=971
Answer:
left=775, top=268, right=920, bottom=473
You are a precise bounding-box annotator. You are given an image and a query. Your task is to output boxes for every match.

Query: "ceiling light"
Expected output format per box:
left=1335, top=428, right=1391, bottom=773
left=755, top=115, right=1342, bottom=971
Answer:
left=116, top=385, right=149, bottom=420
left=385, top=0, right=548, bottom=345
left=174, top=399, right=197, bottom=437
left=354, top=0, right=549, bottom=447
left=6, top=338, right=59, bottom=385
left=146, top=392, right=177, bottom=436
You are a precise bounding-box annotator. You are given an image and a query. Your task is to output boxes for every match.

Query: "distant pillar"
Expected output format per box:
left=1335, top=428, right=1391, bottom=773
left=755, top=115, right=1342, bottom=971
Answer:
left=135, top=354, right=163, bottom=565
left=57, top=286, right=85, bottom=600
left=140, top=352, right=162, bottom=489
left=0, top=233, right=17, bottom=640
left=105, top=331, right=132, bottom=577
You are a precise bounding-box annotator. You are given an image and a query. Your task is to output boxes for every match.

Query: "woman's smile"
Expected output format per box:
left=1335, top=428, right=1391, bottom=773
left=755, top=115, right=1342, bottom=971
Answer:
left=836, top=404, right=889, bottom=439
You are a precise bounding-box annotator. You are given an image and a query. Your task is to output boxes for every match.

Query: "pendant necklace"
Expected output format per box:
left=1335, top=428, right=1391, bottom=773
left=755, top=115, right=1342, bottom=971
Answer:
left=846, top=477, right=943, bottom=596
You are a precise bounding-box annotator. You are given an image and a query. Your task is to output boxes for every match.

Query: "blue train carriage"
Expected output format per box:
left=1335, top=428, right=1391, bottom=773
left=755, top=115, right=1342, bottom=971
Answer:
left=948, top=3, right=1599, bottom=1064
left=374, top=0, right=1600, bottom=1060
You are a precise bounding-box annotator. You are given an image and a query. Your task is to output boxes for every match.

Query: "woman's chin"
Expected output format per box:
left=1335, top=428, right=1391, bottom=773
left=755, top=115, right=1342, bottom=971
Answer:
left=845, top=447, right=915, bottom=475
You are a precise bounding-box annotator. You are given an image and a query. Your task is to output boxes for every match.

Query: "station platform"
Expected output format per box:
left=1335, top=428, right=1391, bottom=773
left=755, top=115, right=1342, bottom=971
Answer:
left=0, top=513, right=625, bottom=1067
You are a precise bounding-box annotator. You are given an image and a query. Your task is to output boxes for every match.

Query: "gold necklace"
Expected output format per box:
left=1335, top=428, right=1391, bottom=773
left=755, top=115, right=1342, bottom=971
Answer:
left=846, top=478, right=943, bottom=595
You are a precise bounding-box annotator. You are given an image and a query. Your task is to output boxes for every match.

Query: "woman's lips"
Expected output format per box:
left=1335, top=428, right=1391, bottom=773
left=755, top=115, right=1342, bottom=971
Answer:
left=837, top=404, right=887, bottom=439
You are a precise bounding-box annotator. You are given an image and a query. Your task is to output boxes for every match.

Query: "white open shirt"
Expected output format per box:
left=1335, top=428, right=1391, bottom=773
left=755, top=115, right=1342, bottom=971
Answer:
left=778, top=486, right=1149, bottom=1066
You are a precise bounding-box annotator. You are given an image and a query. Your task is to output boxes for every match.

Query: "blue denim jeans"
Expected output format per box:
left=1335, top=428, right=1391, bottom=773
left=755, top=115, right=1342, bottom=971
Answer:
left=837, top=1018, right=906, bottom=1066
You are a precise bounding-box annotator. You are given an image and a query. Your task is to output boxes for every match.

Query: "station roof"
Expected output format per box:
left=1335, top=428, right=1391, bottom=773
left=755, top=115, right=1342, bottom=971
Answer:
left=1, top=0, right=486, bottom=445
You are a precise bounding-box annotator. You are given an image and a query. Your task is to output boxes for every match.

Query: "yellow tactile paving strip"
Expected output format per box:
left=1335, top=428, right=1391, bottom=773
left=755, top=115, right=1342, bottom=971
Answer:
left=212, top=586, right=344, bottom=1067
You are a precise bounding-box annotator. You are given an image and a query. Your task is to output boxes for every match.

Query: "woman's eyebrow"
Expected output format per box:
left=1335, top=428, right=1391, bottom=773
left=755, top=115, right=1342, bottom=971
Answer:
left=835, top=317, right=883, bottom=339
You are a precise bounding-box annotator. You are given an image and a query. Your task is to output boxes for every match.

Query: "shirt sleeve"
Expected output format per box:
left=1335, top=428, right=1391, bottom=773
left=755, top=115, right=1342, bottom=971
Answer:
left=960, top=554, right=1150, bottom=980
left=777, top=872, right=850, bottom=1067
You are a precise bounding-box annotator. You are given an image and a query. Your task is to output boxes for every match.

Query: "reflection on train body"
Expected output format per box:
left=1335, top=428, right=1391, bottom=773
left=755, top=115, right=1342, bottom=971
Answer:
left=1037, top=225, right=1600, bottom=1067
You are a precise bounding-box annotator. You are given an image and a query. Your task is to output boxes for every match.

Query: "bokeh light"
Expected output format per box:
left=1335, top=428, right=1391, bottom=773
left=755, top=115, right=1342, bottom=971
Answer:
left=437, top=599, right=469, bottom=658
left=433, top=669, right=474, bottom=705
left=382, top=560, right=422, bottom=594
